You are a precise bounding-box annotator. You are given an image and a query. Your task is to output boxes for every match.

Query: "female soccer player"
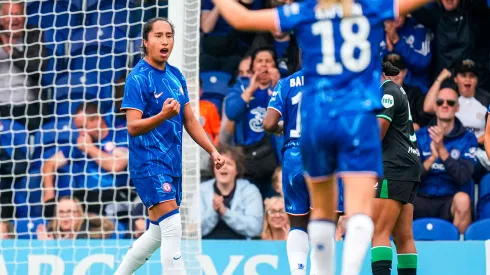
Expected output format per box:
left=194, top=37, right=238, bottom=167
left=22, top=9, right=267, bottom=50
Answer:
left=211, top=0, right=434, bottom=274
left=114, top=18, right=224, bottom=275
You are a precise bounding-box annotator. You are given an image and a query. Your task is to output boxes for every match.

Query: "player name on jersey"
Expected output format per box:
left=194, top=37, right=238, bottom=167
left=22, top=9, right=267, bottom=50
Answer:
left=315, top=3, right=363, bottom=19
left=289, top=75, right=304, bottom=88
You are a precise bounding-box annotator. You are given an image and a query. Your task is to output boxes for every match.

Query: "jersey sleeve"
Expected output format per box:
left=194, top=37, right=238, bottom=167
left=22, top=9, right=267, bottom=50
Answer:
left=274, top=2, right=303, bottom=33
left=371, top=0, right=398, bottom=21
left=121, top=75, right=148, bottom=113
left=268, top=79, right=285, bottom=116
left=377, top=83, right=399, bottom=122
left=175, top=69, right=190, bottom=105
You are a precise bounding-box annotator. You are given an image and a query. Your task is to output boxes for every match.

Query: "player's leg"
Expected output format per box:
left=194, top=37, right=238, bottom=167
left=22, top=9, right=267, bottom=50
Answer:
left=114, top=176, right=164, bottom=275
left=149, top=175, right=186, bottom=275
left=392, top=203, right=417, bottom=275
left=371, top=180, right=403, bottom=275
left=338, top=112, right=382, bottom=275
left=282, top=149, right=312, bottom=275
left=306, top=175, right=338, bottom=275
left=450, top=191, right=472, bottom=234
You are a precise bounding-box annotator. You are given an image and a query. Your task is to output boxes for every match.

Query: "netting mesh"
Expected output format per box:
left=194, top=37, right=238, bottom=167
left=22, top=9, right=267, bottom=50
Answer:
left=0, top=0, right=201, bottom=274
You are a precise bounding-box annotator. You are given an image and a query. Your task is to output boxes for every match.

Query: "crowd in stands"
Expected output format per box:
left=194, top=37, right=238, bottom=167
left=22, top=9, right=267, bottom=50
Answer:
left=1, top=0, right=490, bottom=242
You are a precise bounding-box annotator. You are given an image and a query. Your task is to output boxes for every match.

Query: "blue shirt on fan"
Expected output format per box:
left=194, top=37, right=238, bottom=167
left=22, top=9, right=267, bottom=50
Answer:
left=61, top=128, right=129, bottom=189
left=225, top=78, right=271, bottom=146
left=275, top=0, right=396, bottom=112
left=121, top=59, right=190, bottom=179
left=268, top=70, right=304, bottom=151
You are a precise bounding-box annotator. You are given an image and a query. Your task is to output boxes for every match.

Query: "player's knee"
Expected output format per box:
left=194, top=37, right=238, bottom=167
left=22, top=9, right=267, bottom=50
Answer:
left=452, top=192, right=471, bottom=214
left=159, top=211, right=183, bottom=238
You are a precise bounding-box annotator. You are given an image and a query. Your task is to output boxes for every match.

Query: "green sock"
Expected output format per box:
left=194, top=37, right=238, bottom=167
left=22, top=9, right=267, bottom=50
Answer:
left=397, top=254, right=417, bottom=275
left=371, top=246, right=393, bottom=275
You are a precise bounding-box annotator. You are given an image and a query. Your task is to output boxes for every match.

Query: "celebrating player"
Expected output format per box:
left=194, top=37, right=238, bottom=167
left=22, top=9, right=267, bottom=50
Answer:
left=372, top=61, right=421, bottom=275
left=114, top=18, right=224, bottom=275
left=263, top=68, right=316, bottom=274
left=211, top=0, right=433, bottom=274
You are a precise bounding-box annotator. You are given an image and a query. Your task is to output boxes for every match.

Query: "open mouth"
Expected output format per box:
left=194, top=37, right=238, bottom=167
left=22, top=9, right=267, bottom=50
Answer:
left=464, top=84, right=471, bottom=89
left=160, top=48, right=169, bottom=56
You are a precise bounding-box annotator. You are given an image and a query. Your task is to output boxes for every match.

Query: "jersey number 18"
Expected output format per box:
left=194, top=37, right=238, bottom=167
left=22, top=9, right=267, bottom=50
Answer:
left=312, top=16, right=371, bottom=75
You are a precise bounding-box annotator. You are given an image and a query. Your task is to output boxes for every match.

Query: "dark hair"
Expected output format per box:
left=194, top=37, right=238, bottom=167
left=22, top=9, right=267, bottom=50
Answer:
left=75, top=102, right=99, bottom=116
left=250, top=47, right=277, bottom=71
left=141, top=17, right=175, bottom=57
left=382, top=61, right=400, bottom=77
left=439, top=79, right=460, bottom=97
left=209, top=144, right=246, bottom=178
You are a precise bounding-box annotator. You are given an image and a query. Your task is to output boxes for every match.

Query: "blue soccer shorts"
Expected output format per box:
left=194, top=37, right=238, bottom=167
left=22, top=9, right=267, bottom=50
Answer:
left=300, top=110, right=383, bottom=179
left=283, top=147, right=345, bottom=214
left=132, top=174, right=182, bottom=209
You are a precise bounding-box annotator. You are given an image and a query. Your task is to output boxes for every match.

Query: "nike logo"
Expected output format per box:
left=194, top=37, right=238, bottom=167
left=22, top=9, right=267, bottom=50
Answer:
left=154, top=92, right=163, bottom=98
left=173, top=256, right=181, bottom=260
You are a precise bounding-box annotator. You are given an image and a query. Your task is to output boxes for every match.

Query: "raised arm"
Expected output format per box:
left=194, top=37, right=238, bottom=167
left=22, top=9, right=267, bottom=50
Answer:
left=42, top=151, right=68, bottom=202
left=125, top=98, right=180, bottom=137
left=212, top=0, right=278, bottom=32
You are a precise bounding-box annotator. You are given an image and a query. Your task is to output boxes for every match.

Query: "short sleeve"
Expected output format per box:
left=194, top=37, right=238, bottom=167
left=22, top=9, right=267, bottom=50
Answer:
left=375, top=0, right=397, bottom=21
left=177, top=72, right=190, bottom=105
left=275, top=2, right=303, bottom=33
left=377, top=83, right=398, bottom=122
left=201, top=0, right=213, bottom=11
left=121, top=75, right=148, bottom=113
left=268, top=79, right=285, bottom=116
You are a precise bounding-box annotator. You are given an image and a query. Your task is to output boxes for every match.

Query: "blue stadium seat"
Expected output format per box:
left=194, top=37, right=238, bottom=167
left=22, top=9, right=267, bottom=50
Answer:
left=0, top=120, right=29, bottom=156
left=413, top=218, right=460, bottom=241
left=70, top=26, right=128, bottom=56
left=27, top=0, right=82, bottom=29
left=13, top=218, right=45, bottom=239
left=464, top=219, right=490, bottom=240
left=477, top=174, right=490, bottom=219
left=200, top=71, right=233, bottom=116
left=479, top=173, right=490, bottom=199
left=52, top=72, right=113, bottom=111
left=42, top=28, right=70, bottom=86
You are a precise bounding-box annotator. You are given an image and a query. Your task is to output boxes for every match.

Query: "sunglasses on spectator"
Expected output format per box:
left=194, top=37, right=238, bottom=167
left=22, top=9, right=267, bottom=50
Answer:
left=436, top=98, right=456, bottom=107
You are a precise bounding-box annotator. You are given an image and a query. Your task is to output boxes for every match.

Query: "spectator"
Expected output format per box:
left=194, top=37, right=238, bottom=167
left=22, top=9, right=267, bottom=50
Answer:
left=381, top=15, right=432, bottom=92
left=36, top=197, right=89, bottom=240
left=224, top=47, right=280, bottom=197
left=383, top=54, right=433, bottom=130
left=424, top=60, right=490, bottom=145
left=200, top=0, right=257, bottom=74
left=0, top=221, right=13, bottom=239
left=271, top=166, right=283, bottom=196
left=220, top=55, right=253, bottom=146
left=201, top=145, right=263, bottom=239
left=42, top=103, right=129, bottom=216
left=129, top=202, right=147, bottom=239
left=0, top=120, right=28, bottom=220
left=414, top=86, right=477, bottom=234
left=0, top=2, right=46, bottom=131
left=412, top=0, right=490, bottom=88
left=85, top=213, right=115, bottom=239
left=261, top=196, right=289, bottom=240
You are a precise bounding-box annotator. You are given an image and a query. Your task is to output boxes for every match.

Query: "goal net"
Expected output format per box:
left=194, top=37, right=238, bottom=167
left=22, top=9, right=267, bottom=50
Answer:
left=0, top=0, right=201, bottom=274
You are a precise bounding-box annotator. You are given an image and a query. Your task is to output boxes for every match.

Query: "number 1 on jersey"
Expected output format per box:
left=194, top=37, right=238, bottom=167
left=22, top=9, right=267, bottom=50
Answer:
left=290, top=92, right=302, bottom=138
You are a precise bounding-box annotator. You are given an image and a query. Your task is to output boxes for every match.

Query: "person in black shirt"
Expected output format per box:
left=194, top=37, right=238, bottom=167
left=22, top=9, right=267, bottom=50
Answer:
left=371, top=61, right=422, bottom=275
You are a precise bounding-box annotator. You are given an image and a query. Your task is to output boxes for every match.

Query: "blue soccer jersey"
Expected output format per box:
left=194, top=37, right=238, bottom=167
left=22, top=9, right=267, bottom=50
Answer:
left=268, top=70, right=304, bottom=149
left=275, top=0, right=397, bottom=112
left=121, top=59, right=190, bottom=179
left=62, top=128, right=129, bottom=189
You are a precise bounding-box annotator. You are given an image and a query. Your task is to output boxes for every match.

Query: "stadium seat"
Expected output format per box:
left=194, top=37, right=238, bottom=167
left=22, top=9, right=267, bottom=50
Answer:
left=464, top=219, right=490, bottom=240
left=13, top=217, right=45, bottom=239
left=200, top=71, right=233, bottom=116
left=27, top=0, right=82, bottom=29
left=413, top=218, right=460, bottom=241
left=0, top=120, right=29, bottom=156
left=69, top=26, right=128, bottom=56
left=479, top=173, right=490, bottom=199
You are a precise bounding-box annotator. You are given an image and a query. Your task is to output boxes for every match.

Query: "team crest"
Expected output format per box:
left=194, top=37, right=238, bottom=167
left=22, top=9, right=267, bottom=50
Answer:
left=162, top=183, right=172, bottom=192
left=104, top=142, right=115, bottom=152
left=450, top=149, right=460, bottom=159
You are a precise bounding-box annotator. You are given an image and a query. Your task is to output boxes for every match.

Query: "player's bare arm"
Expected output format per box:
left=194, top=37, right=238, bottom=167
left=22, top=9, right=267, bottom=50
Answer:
left=263, top=108, right=283, bottom=134
left=378, top=118, right=391, bottom=140
left=183, top=103, right=225, bottom=169
left=125, top=98, right=180, bottom=137
left=211, top=0, right=278, bottom=32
